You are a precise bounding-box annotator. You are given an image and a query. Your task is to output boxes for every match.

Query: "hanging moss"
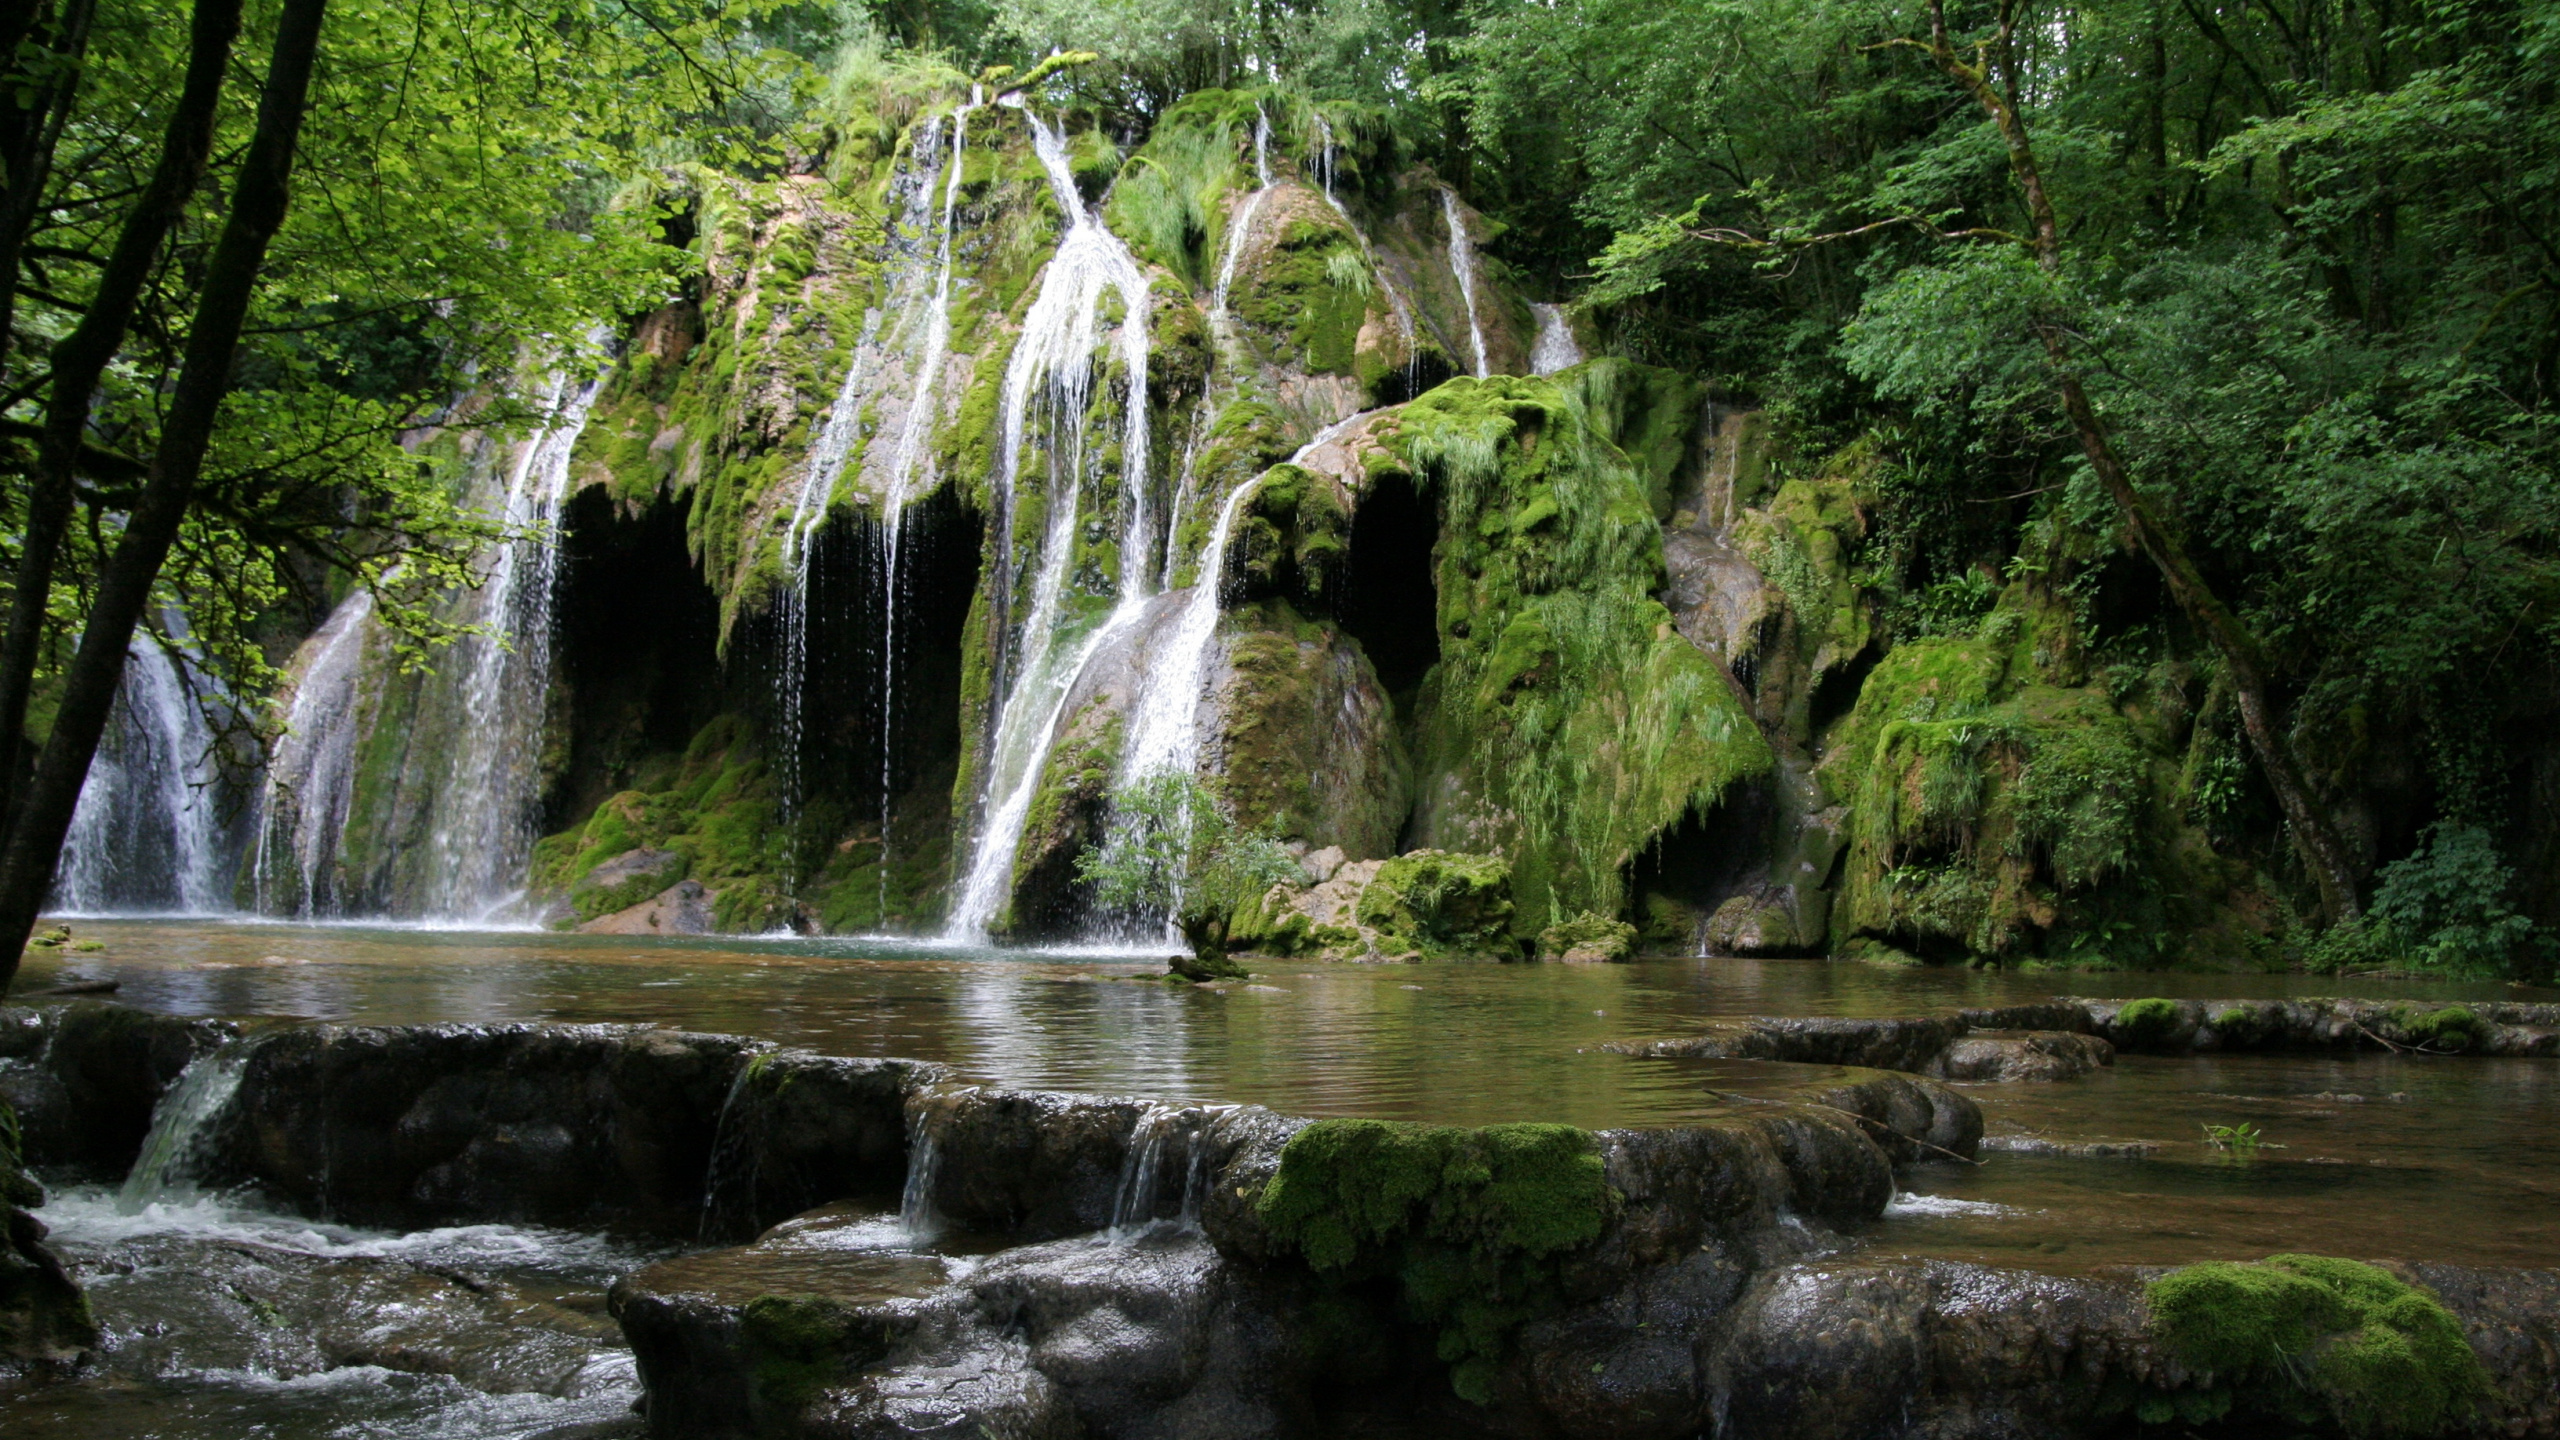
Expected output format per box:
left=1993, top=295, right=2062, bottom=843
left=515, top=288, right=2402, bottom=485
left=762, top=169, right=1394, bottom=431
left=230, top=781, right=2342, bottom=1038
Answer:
left=1378, top=375, right=1771, bottom=932
left=1256, top=1118, right=1615, bottom=1403
left=2143, top=1254, right=2487, bottom=1437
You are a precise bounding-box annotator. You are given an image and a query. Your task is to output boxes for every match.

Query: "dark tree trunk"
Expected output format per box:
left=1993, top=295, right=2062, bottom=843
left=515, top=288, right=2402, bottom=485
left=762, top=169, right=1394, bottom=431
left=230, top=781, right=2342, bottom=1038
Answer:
left=1922, top=0, right=2366, bottom=923
left=0, top=0, right=328, bottom=994
left=0, top=0, right=244, bottom=833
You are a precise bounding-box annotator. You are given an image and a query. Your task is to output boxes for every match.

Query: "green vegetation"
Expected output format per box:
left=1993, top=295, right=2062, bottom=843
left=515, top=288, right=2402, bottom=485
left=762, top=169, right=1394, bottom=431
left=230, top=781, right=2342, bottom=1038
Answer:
left=528, top=716, right=798, bottom=933
left=1256, top=1118, right=1615, bottom=1402
left=1075, top=768, right=1301, bottom=974
left=2144, top=1255, right=2488, bottom=1436
left=1379, top=375, right=1772, bottom=933
left=2113, top=998, right=2184, bottom=1050
left=2199, top=1122, right=2263, bottom=1161
left=1355, top=850, right=1514, bottom=958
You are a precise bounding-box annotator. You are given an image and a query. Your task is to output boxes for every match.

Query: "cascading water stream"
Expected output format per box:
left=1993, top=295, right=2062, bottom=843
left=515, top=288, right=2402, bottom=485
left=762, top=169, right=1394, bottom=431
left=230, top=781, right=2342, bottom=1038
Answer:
left=1531, top=302, right=1584, bottom=374
left=1210, top=107, right=1272, bottom=315
left=57, top=628, right=231, bottom=914
left=1443, top=187, right=1490, bottom=378
left=944, top=106, right=1153, bottom=940
left=251, top=589, right=375, bottom=917
left=774, top=101, right=978, bottom=912
left=421, top=363, right=606, bottom=920
left=118, top=1043, right=249, bottom=1212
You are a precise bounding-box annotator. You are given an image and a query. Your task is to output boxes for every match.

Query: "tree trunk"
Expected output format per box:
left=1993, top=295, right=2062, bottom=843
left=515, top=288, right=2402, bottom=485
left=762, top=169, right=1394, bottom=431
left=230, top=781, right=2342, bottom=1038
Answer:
left=0, top=0, right=327, bottom=995
left=0, top=0, right=243, bottom=833
left=1923, top=0, right=2366, bottom=922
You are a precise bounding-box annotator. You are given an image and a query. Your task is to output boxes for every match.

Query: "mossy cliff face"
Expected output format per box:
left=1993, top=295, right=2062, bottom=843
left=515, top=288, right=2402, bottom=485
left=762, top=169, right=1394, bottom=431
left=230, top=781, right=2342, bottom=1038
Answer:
left=1375, top=376, right=1773, bottom=934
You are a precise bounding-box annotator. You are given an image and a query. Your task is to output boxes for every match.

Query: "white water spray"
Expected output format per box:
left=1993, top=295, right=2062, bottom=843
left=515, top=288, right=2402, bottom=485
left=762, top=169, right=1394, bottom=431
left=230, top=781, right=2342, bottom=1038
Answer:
left=1443, top=187, right=1490, bottom=378
left=421, top=365, right=605, bottom=920
left=57, top=629, right=230, bottom=914
left=252, top=590, right=375, bottom=917
left=1531, top=302, right=1584, bottom=374
left=945, top=108, right=1154, bottom=940
left=1210, top=107, right=1272, bottom=315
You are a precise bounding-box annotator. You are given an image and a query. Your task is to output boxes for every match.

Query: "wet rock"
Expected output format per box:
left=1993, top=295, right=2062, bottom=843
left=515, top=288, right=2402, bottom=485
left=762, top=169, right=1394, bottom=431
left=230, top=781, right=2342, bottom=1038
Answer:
left=1978, top=1134, right=2158, bottom=1159
left=1701, top=892, right=1800, bottom=956
left=0, top=1098, right=95, bottom=1380
left=1354, top=850, right=1513, bottom=958
left=215, top=1023, right=766, bottom=1234
left=700, top=1052, right=945, bottom=1244
left=569, top=848, right=692, bottom=925
left=0, top=1002, right=234, bottom=1176
left=910, top=1089, right=1155, bottom=1241
left=1937, top=1029, right=2114, bottom=1082
left=582, top=878, right=718, bottom=936
left=611, top=1209, right=958, bottom=1439
left=1621, top=1014, right=1969, bottom=1074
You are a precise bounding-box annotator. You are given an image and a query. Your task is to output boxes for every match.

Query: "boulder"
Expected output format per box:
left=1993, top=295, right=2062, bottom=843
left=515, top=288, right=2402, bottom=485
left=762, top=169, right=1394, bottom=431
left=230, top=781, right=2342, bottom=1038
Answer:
left=1937, top=1029, right=2114, bottom=1082
left=1538, top=912, right=1637, bottom=963
left=1352, top=850, right=1513, bottom=957
left=568, top=847, right=691, bottom=925
left=1701, top=891, right=1801, bottom=956
left=581, top=878, right=718, bottom=936
left=0, top=1095, right=95, bottom=1381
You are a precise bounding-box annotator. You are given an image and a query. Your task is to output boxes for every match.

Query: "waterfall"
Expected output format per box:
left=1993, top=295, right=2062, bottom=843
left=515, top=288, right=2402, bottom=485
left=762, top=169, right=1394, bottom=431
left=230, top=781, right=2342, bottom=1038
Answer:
left=118, top=1043, right=248, bottom=1212
left=1117, top=417, right=1363, bottom=787
left=1210, top=107, right=1272, bottom=314
left=900, top=1088, right=971, bottom=1243
left=777, top=104, right=978, bottom=884
left=1107, top=1102, right=1232, bottom=1240
left=1108, top=413, right=1371, bottom=940
left=420, top=365, right=606, bottom=920
left=56, top=629, right=231, bottom=914
left=1443, top=187, right=1490, bottom=378
left=251, top=589, right=375, bottom=917
left=1531, top=302, right=1584, bottom=374
left=1312, top=113, right=1419, bottom=381
left=944, top=107, right=1153, bottom=940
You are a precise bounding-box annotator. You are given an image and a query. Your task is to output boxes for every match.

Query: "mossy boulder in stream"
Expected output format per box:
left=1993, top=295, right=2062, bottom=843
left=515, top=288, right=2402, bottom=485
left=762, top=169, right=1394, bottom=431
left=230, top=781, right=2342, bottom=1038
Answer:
left=2144, top=1254, right=2489, bottom=1436
left=1256, top=1118, right=1614, bottom=1403
left=1354, top=850, right=1513, bottom=957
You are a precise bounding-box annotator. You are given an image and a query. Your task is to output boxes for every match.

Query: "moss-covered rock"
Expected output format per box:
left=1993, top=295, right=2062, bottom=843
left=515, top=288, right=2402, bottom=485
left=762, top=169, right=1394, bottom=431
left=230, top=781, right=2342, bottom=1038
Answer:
left=1820, top=583, right=2264, bottom=966
left=1354, top=850, right=1513, bottom=957
left=1256, top=1118, right=1614, bottom=1402
left=1536, top=911, right=1636, bottom=962
left=2144, top=1254, right=2488, bottom=1436
left=1212, top=600, right=1408, bottom=859
left=528, top=714, right=799, bottom=933
left=1374, top=375, right=1773, bottom=934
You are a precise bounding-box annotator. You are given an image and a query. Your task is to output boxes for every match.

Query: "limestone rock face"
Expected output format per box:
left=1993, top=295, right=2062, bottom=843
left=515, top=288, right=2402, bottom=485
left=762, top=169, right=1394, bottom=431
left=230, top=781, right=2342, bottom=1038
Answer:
left=582, top=877, right=718, bottom=936
left=1938, top=1029, right=2114, bottom=1082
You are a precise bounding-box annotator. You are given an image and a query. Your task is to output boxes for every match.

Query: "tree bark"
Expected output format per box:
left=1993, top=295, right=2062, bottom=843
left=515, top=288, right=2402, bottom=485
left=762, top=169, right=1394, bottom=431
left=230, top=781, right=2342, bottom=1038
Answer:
left=0, top=0, right=243, bottom=833
left=0, top=0, right=327, bottom=994
left=1921, top=0, right=2366, bottom=922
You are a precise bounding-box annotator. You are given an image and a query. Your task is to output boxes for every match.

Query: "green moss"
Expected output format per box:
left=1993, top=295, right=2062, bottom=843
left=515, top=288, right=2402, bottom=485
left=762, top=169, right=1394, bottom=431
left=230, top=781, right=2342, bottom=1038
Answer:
left=2394, top=1004, right=2479, bottom=1052
left=2115, top=996, right=2183, bottom=1048
left=1256, top=1118, right=1614, bottom=1402
left=1536, top=911, right=1636, bottom=961
left=2144, top=1255, right=2487, bottom=1437
left=1383, top=375, right=1772, bottom=932
left=527, top=714, right=799, bottom=930
left=1233, top=214, right=1377, bottom=381
left=1356, top=851, right=1513, bottom=957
